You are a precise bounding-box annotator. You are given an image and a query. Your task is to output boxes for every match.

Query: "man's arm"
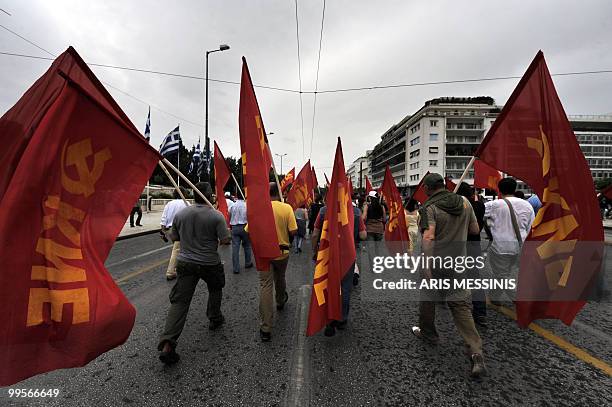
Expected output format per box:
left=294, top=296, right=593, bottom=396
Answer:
left=215, top=214, right=231, bottom=245
left=287, top=205, right=298, bottom=237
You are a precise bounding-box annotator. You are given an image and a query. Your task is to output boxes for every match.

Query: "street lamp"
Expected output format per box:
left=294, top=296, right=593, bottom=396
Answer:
left=275, top=153, right=287, bottom=175
left=204, top=44, right=230, bottom=181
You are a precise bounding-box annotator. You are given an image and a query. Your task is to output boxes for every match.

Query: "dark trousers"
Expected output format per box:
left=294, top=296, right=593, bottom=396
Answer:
left=130, top=206, right=142, bottom=226
left=158, top=260, right=225, bottom=350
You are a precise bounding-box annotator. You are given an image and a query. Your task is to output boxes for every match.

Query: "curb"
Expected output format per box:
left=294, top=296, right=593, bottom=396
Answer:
left=116, top=228, right=161, bottom=241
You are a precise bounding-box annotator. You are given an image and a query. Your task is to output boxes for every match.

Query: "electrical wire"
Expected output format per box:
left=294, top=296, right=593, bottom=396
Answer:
left=309, top=0, right=326, bottom=159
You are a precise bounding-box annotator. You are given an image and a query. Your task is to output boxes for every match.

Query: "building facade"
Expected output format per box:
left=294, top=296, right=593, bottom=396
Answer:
left=570, top=115, right=612, bottom=181
left=346, top=153, right=371, bottom=190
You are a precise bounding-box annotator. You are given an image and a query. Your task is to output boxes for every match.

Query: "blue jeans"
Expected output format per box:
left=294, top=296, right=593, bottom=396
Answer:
left=341, top=263, right=355, bottom=321
left=231, top=225, right=252, bottom=273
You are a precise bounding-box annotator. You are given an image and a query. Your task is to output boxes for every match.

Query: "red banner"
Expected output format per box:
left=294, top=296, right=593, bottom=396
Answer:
left=365, top=175, right=374, bottom=195
left=381, top=165, right=410, bottom=253
left=411, top=172, right=430, bottom=204
left=286, top=161, right=314, bottom=210
left=0, top=48, right=160, bottom=386
left=239, top=57, right=281, bottom=270
left=475, top=51, right=604, bottom=327
left=214, top=141, right=231, bottom=224
left=474, top=159, right=502, bottom=191
left=280, top=167, right=295, bottom=193
left=445, top=177, right=457, bottom=192
left=306, top=138, right=355, bottom=336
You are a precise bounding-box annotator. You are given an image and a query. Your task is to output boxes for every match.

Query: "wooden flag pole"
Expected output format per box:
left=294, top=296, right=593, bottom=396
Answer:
left=231, top=172, right=245, bottom=200
left=158, top=161, right=190, bottom=206
left=453, top=156, right=476, bottom=193
left=270, top=160, right=284, bottom=203
left=162, top=158, right=214, bottom=207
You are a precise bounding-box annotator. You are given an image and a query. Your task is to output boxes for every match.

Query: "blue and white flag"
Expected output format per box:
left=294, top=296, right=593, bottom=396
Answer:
left=159, top=126, right=181, bottom=157
left=189, top=143, right=201, bottom=174
left=144, top=107, right=151, bottom=142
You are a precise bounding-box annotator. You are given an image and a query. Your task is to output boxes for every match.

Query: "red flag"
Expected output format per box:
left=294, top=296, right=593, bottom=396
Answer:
left=473, top=159, right=502, bottom=191
left=365, top=175, right=374, bottom=195
left=311, top=166, right=319, bottom=192
left=0, top=47, right=160, bottom=386
left=239, top=57, right=281, bottom=270
left=214, top=141, right=231, bottom=224
left=600, top=184, right=612, bottom=200
left=475, top=51, right=604, bottom=327
left=445, top=177, right=457, bottom=192
left=280, top=167, right=295, bottom=193
left=286, top=161, right=314, bottom=210
left=380, top=165, right=410, bottom=253
left=411, top=172, right=430, bottom=204
left=306, top=138, right=355, bottom=336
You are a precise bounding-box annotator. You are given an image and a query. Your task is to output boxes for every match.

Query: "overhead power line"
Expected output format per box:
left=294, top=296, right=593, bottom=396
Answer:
left=309, top=0, right=326, bottom=159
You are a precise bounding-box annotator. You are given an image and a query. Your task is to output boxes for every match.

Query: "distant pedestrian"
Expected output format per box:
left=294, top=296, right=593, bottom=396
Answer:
left=229, top=194, right=253, bottom=274
left=251, top=182, right=297, bottom=342
left=484, top=178, right=534, bottom=303
left=362, top=191, right=386, bottom=268
left=129, top=198, right=143, bottom=227
left=404, top=198, right=420, bottom=253
left=160, top=187, right=189, bottom=280
left=411, top=173, right=486, bottom=379
left=225, top=191, right=235, bottom=211
left=294, top=204, right=308, bottom=253
left=158, top=182, right=231, bottom=365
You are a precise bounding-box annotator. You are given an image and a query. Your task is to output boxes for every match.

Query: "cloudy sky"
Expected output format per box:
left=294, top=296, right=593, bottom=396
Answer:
left=1, top=0, right=611, bottom=176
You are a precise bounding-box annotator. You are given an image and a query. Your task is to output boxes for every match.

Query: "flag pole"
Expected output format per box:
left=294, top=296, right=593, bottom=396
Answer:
left=158, top=161, right=190, bottom=206
left=230, top=173, right=245, bottom=200
left=266, top=137, right=284, bottom=203
left=162, top=158, right=214, bottom=207
left=452, top=156, right=476, bottom=193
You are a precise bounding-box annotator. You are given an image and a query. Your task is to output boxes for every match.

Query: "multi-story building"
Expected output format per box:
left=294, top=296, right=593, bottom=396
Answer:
left=369, top=97, right=500, bottom=192
left=346, top=153, right=371, bottom=190
left=570, top=115, right=612, bottom=181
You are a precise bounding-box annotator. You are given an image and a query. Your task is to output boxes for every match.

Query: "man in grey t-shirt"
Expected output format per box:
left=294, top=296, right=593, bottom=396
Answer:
left=158, top=182, right=231, bottom=365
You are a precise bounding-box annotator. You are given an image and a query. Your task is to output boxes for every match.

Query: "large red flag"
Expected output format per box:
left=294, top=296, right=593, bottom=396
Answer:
left=380, top=165, right=410, bottom=253
left=0, top=47, right=160, bottom=386
left=213, top=141, right=231, bottom=224
left=411, top=172, right=430, bottom=204
left=365, top=175, right=374, bottom=195
left=306, top=138, right=355, bottom=336
left=239, top=57, right=281, bottom=270
left=473, top=159, right=502, bottom=191
left=280, top=167, right=295, bottom=193
left=286, top=161, right=314, bottom=210
left=445, top=177, right=457, bottom=192
left=475, top=51, right=604, bottom=327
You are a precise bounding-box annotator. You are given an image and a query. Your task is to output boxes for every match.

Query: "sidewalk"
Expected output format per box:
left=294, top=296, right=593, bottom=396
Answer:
left=118, top=210, right=162, bottom=238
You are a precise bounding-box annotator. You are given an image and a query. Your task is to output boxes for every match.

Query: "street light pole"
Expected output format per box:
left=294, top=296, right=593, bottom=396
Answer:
left=205, top=44, right=230, bottom=182
left=275, top=153, right=287, bottom=175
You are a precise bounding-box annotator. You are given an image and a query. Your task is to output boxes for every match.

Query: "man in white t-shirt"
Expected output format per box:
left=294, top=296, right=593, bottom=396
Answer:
left=225, top=191, right=235, bottom=212
left=484, top=178, right=535, bottom=302
left=161, top=188, right=189, bottom=280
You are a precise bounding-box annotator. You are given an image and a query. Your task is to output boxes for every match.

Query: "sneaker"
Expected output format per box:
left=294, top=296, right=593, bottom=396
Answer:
left=233, top=271, right=240, bottom=274
left=166, top=275, right=177, bottom=281
left=335, top=320, right=348, bottom=330
left=209, top=316, right=225, bottom=330
left=277, top=292, right=289, bottom=311
left=245, top=263, right=254, bottom=269
left=159, top=348, right=180, bottom=365
left=324, top=324, right=336, bottom=337
left=470, top=354, right=487, bottom=379
left=260, top=329, right=271, bottom=342
left=411, top=326, right=439, bottom=345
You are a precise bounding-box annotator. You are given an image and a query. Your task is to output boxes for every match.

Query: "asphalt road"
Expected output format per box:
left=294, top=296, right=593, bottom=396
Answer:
left=2, top=234, right=611, bottom=406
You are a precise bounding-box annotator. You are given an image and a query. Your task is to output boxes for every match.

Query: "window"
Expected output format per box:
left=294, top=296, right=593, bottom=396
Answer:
left=410, top=162, right=419, bottom=170
left=409, top=123, right=421, bottom=134
left=430, top=133, right=438, bottom=141
left=410, top=174, right=419, bottom=181
left=429, top=147, right=439, bottom=154
left=410, top=136, right=420, bottom=146
left=410, top=149, right=420, bottom=159
left=429, top=160, right=438, bottom=166
left=430, top=120, right=438, bottom=127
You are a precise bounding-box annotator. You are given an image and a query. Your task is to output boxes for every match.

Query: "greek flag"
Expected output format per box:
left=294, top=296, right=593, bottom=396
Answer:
left=198, top=148, right=209, bottom=177
left=159, top=126, right=181, bottom=157
left=189, top=143, right=201, bottom=174
left=144, top=107, right=151, bottom=142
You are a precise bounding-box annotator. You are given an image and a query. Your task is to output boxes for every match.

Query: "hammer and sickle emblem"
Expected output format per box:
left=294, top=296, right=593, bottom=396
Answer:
left=61, top=139, right=111, bottom=197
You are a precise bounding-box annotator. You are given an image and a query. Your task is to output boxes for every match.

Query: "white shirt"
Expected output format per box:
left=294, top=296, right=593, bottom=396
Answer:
left=226, top=198, right=235, bottom=211
left=228, top=199, right=248, bottom=225
left=484, top=197, right=535, bottom=255
left=160, top=199, right=189, bottom=228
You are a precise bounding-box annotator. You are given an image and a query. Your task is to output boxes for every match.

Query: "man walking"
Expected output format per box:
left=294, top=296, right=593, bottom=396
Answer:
left=411, top=173, right=486, bottom=379
left=228, top=194, right=253, bottom=274
left=255, top=182, right=297, bottom=342
left=129, top=198, right=143, bottom=227
left=158, top=182, right=231, bottom=364
left=160, top=187, right=189, bottom=280
left=484, top=177, right=535, bottom=302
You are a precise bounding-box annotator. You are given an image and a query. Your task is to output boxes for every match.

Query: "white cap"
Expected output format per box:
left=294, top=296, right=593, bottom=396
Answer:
left=224, top=191, right=230, bottom=197
left=368, top=190, right=378, bottom=198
